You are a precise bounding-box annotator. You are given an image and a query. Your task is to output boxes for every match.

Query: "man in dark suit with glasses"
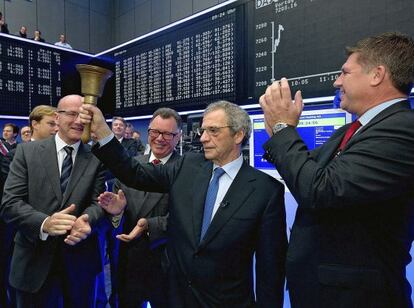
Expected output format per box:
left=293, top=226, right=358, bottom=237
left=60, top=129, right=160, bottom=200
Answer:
left=81, top=100, right=287, bottom=308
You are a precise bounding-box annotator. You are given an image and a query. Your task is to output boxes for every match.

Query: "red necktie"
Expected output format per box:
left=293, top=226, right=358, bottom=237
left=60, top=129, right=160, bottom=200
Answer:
left=337, top=120, right=362, bottom=153
left=152, top=159, right=162, bottom=165
left=0, top=141, right=9, bottom=156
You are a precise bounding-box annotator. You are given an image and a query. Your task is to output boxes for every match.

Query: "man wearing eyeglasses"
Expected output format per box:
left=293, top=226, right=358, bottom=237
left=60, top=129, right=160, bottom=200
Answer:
left=105, top=107, right=181, bottom=308
left=80, top=100, right=287, bottom=307
left=1, top=95, right=106, bottom=308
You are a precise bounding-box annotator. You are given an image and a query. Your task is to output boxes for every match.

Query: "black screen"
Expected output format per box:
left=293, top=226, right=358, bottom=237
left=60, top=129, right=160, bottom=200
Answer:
left=1, top=0, right=413, bottom=118
left=100, top=1, right=246, bottom=116
left=0, top=34, right=92, bottom=115
left=251, top=0, right=414, bottom=99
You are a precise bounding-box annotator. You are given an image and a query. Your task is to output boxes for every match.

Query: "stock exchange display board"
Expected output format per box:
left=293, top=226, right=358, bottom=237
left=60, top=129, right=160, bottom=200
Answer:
left=252, top=0, right=414, bottom=99
left=0, top=34, right=91, bottom=116
left=101, top=0, right=414, bottom=117
left=1, top=0, right=413, bottom=117
left=101, top=2, right=245, bottom=116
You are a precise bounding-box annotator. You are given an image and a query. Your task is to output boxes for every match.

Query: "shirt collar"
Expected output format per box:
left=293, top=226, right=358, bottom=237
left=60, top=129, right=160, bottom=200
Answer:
left=149, top=152, right=173, bottom=164
left=213, top=155, right=244, bottom=180
left=358, top=98, right=406, bottom=126
left=55, top=133, right=80, bottom=153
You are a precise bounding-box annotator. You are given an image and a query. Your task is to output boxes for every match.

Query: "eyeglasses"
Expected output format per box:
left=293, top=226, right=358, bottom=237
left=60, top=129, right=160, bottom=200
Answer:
left=196, top=126, right=232, bottom=137
left=148, top=129, right=178, bottom=141
left=57, top=110, right=80, bottom=119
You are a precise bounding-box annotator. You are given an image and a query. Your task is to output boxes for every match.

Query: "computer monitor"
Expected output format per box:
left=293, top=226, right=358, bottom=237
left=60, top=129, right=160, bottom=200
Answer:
left=249, top=108, right=352, bottom=180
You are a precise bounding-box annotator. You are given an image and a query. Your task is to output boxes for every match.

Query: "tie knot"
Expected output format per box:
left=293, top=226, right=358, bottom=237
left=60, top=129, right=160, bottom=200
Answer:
left=152, top=159, right=162, bottom=165
left=213, top=167, right=225, bottom=179
left=63, top=146, right=73, bottom=155
left=350, top=120, right=362, bottom=131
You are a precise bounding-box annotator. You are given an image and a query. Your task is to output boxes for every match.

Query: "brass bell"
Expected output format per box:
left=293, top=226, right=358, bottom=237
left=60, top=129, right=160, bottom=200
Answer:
left=76, top=64, right=113, bottom=143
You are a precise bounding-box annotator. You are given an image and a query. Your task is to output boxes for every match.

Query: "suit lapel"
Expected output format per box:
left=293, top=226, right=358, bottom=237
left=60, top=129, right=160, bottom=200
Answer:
left=316, top=125, right=347, bottom=164
left=319, top=100, right=410, bottom=164
left=138, top=152, right=180, bottom=218
left=340, top=100, right=410, bottom=153
left=350, top=100, right=410, bottom=141
left=62, top=143, right=90, bottom=205
left=192, top=160, right=213, bottom=246
left=198, top=162, right=256, bottom=249
left=40, top=138, right=62, bottom=202
left=136, top=155, right=161, bottom=217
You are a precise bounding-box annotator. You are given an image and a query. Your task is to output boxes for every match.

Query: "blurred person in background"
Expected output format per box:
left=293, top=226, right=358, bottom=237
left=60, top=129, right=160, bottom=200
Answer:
left=20, top=126, right=32, bottom=143
left=54, top=34, right=72, bottom=49
left=2, top=123, right=19, bottom=151
left=30, top=105, right=58, bottom=141
left=17, top=26, right=27, bottom=38
left=0, top=12, right=9, bottom=34
left=32, top=30, right=45, bottom=42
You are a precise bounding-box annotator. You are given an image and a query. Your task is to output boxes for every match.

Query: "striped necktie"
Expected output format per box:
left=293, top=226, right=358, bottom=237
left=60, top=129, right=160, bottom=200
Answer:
left=0, top=141, right=9, bottom=156
left=60, top=146, right=73, bottom=193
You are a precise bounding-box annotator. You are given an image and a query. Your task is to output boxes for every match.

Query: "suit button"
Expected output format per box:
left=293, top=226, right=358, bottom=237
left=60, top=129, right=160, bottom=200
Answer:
left=188, top=280, right=192, bottom=287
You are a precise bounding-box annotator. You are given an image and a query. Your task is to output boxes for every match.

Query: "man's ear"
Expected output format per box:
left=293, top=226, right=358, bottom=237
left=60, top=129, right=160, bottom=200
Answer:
left=234, top=130, right=245, bottom=145
left=371, top=65, right=386, bottom=87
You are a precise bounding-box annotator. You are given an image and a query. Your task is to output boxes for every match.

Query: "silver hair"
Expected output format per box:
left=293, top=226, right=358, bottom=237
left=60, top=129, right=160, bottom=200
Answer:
left=204, top=100, right=251, bottom=146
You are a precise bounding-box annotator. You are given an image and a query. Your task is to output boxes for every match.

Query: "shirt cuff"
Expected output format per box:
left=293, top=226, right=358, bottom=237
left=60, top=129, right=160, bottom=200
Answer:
left=39, top=217, right=49, bottom=241
left=98, top=132, right=115, bottom=147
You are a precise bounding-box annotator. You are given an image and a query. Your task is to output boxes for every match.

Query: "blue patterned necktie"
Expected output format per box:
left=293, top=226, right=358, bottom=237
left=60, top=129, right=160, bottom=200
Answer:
left=60, top=146, right=73, bottom=193
left=200, top=167, right=225, bottom=241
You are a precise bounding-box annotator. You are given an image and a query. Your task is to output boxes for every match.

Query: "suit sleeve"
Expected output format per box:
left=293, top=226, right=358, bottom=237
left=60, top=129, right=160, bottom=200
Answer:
left=255, top=181, right=287, bottom=308
left=136, top=139, right=145, bottom=155
left=126, top=139, right=139, bottom=157
left=147, top=213, right=168, bottom=243
left=0, top=145, right=48, bottom=242
left=262, top=111, right=414, bottom=210
left=93, top=137, right=179, bottom=193
left=82, top=161, right=106, bottom=226
left=114, top=170, right=168, bottom=242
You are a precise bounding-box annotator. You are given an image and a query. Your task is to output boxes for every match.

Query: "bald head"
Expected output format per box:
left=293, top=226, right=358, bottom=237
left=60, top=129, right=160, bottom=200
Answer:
left=57, top=95, right=83, bottom=109
left=56, top=95, right=84, bottom=144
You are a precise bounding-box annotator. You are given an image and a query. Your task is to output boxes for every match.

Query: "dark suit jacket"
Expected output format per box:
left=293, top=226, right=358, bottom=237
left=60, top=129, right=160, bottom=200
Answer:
left=3, top=141, right=17, bottom=152
left=105, top=138, right=143, bottom=185
left=115, top=152, right=180, bottom=244
left=121, top=138, right=142, bottom=157
left=94, top=138, right=287, bottom=307
left=0, top=136, right=106, bottom=293
left=114, top=152, right=179, bottom=304
left=263, top=100, right=414, bottom=308
left=0, top=23, right=9, bottom=34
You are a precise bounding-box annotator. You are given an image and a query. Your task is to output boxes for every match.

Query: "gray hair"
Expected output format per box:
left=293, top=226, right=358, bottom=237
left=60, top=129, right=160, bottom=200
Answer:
left=150, top=107, right=182, bottom=130
left=204, top=100, right=251, bottom=146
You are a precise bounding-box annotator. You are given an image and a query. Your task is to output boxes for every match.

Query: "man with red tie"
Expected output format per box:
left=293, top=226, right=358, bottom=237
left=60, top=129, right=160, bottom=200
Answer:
left=109, top=108, right=182, bottom=308
left=259, top=32, right=414, bottom=307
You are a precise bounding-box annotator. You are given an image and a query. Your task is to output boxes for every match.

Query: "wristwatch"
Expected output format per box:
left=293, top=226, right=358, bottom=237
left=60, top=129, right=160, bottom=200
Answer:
left=272, top=122, right=289, bottom=135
